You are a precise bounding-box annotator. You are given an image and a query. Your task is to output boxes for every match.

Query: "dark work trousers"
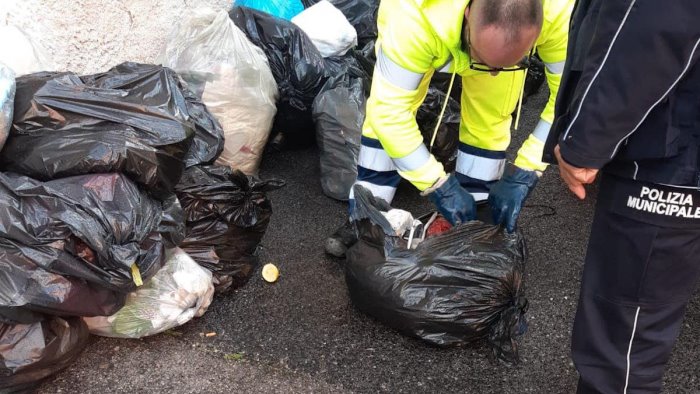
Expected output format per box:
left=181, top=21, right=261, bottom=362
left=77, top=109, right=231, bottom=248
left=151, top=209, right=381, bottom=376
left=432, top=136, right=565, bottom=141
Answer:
left=573, top=174, right=700, bottom=394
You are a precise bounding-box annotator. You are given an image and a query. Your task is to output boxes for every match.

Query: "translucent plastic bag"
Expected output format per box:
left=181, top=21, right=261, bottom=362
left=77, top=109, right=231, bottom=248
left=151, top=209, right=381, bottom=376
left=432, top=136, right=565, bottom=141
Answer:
left=292, top=1, right=358, bottom=57
left=83, top=248, right=215, bottom=339
left=0, top=63, right=14, bottom=152
left=163, top=9, right=278, bottom=175
left=234, top=0, right=304, bottom=20
left=0, top=25, right=52, bottom=76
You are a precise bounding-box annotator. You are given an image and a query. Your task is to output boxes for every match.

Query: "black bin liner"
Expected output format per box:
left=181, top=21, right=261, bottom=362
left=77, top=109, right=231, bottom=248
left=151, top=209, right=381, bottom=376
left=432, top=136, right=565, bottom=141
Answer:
left=524, top=55, right=546, bottom=101
left=346, top=185, right=529, bottom=363
left=418, top=85, right=461, bottom=173
left=229, top=6, right=328, bottom=149
left=1, top=62, right=224, bottom=199
left=0, top=316, right=89, bottom=393
left=0, top=172, right=182, bottom=320
left=175, top=165, right=285, bottom=292
left=313, top=53, right=369, bottom=201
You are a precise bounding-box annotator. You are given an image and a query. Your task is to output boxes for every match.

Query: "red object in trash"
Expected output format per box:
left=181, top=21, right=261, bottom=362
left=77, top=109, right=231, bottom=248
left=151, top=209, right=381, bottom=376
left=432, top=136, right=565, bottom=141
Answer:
left=426, top=216, right=452, bottom=238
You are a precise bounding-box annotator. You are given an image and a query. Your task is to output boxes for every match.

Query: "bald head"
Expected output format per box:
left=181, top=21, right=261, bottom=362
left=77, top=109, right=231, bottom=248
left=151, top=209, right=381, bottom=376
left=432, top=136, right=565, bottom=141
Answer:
left=464, top=0, right=543, bottom=70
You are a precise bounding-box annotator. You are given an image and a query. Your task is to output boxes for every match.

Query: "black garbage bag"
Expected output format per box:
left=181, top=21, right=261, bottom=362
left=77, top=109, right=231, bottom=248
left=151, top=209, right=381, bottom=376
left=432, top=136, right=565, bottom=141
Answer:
left=0, top=172, right=182, bottom=319
left=352, top=40, right=376, bottom=77
left=0, top=316, right=89, bottom=393
left=81, top=62, right=224, bottom=168
left=524, top=55, right=546, bottom=101
left=175, top=165, right=285, bottom=292
left=0, top=62, right=218, bottom=199
left=302, top=0, right=379, bottom=46
left=417, top=86, right=461, bottom=172
left=313, top=72, right=367, bottom=200
left=346, top=185, right=529, bottom=363
left=229, top=6, right=328, bottom=148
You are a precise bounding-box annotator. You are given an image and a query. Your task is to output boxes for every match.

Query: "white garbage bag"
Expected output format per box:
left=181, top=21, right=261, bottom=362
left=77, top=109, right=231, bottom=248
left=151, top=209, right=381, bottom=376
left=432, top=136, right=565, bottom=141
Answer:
left=292, top=1, right=358, bottom=58
left=83, top=248, right=215, bottom=338
left=0, top=25, right=52, bottom=76
left=0, top=64, right=14, bottom=152
left=162, top=9, right=278, bottom=175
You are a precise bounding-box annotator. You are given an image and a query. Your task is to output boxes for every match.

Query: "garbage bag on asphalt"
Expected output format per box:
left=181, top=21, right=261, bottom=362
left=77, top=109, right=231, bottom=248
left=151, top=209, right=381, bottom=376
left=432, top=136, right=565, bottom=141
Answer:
left=0, top=63, right=214, bottom=199
left=84, top=248, right=215, bottom=339
left=163, top=9, right=278, bottom=175
left=346, top=185, right=529, bottom=363
left=313, top=74, right=367, bottom=200
left=0, top=25, right=53, bottom=77
left=0, top=172, right=182, bottom=319
left=233, top=0, right=304, bottom=20
left=229, top=6, right=328, bottom=148
left=292, top=1, right=358, bottom=58
left=0, top=317, right=89, bottom=393
left=175, top=165, right=285, bottom=292
left=301, top=0, right=379, bottom=46
left=0, top=64, right=14, bottom=152
left=417, top=86, right=461, bottom=173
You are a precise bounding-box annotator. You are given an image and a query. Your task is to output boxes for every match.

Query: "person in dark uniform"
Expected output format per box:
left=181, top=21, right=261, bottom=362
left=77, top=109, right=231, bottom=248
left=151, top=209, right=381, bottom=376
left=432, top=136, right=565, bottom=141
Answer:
left=543, top=0, right=700, bottom=393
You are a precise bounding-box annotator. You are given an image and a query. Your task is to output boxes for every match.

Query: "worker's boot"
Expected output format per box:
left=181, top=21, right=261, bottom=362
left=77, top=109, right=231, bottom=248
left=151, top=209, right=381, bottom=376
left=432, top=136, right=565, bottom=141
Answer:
left=324, top=219, right=357, bottom=258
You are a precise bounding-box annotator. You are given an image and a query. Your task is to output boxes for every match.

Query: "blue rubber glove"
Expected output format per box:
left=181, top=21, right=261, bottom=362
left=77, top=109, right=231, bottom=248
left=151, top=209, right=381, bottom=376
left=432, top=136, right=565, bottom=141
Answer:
left=423, top=174, right=477, bottom=226
left=488, top=165, right=540, bottom=232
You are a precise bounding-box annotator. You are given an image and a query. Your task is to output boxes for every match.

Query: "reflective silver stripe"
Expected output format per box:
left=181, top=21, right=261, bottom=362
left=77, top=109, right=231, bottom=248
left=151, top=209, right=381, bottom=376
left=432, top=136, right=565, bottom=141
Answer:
left=456, top=151, right=505, bottom=181
left=376, top=46, right=425, bottom=91
left=623, top=306, right=641, bottom=394
left=349, top=181, right=397, bottom=203
left=358, top=145, right=396, bottom=172
left=532, top=119, right=552, bottom=142
left=393, top=144, right=431, bottom=173
left=437, top=58, right=453, bottom=73
left=471, top=192, right=489, bottom=202
left=544, top=60, right=566, bottom=74
left=562, top=0, right=636, bottom=141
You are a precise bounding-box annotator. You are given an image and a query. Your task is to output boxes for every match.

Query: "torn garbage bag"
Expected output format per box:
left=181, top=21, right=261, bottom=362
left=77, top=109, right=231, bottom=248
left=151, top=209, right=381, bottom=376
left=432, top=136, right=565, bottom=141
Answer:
left=229, top=6, right=328, bottom=148
left=0, top=172, right=181, bottom=319
left=84, top=248, right=214, bottom=339
left=0, top=63, right=220, bottom=198
left=176, top=165, right=285, bottom=292
left=0, top=63, right=13, bottom=152
left=346, top=185, right=529, bottom=363
left=313, top=74, right=367, bottom=200
left=163, top=9, right=278, bottom=175
left=0, top=317, right=89, bottom=393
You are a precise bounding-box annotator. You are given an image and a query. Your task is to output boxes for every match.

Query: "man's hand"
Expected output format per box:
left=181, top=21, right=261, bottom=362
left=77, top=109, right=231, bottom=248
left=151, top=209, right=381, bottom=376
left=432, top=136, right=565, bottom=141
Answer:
left=489, top=165, right=539, bottom=233
left=423, top=174, right=477, bottom=226
left=554, top=145, right=599, bottom=199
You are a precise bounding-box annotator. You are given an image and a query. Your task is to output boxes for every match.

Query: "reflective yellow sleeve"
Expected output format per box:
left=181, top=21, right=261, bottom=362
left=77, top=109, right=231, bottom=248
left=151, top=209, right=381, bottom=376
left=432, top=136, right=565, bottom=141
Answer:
left=514, top=134, right=548, bottom=172
left=363, top=0, right=446, bottom=191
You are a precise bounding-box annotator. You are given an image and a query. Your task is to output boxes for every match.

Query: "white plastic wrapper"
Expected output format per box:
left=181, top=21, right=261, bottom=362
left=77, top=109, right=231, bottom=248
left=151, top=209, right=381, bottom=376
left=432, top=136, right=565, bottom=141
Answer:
left=0, top=64, right=14, bottom=152
left=83, top=248, right=215, bottom=338
left=162, top=9, right=278, bottom=175
left=0, top=25, right=52, bottom=76
left=292, top=1, right=358, bottom=57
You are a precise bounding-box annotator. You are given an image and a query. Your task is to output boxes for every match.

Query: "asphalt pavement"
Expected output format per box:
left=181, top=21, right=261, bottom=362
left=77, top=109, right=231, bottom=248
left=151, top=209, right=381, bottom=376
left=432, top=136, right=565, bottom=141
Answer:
left=38, top=88, right=700, bottom=394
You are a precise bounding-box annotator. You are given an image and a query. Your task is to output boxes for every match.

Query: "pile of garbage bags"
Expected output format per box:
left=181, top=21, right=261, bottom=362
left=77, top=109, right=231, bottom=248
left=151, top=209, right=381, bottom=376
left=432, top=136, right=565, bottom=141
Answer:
left=346, top=185, right=529, bottom=364
left=0, top=48, right=282, bottom=389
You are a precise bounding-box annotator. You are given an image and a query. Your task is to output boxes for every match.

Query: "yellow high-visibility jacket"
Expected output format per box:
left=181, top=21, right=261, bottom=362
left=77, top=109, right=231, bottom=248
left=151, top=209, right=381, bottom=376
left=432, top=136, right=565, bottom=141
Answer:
left=363, top=0, right=575, bottom=191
